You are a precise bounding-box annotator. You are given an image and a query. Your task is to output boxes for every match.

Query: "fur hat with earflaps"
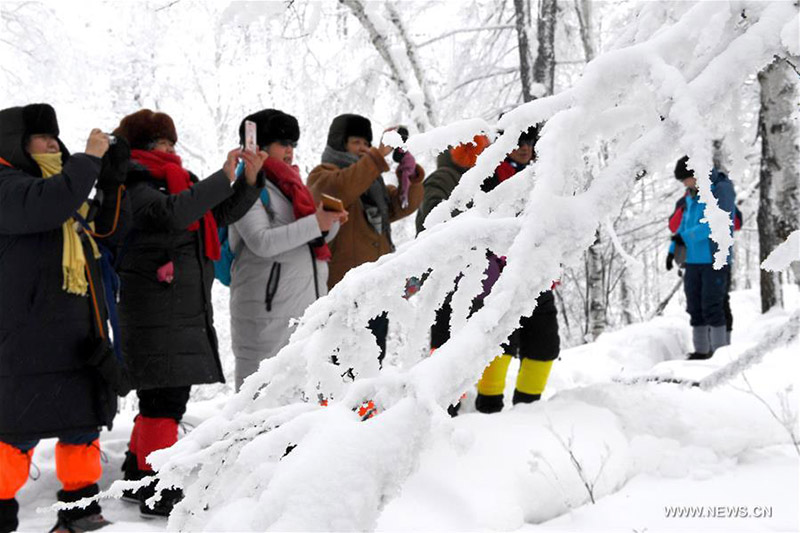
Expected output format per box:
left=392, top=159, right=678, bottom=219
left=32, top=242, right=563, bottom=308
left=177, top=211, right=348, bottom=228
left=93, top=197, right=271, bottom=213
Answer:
left=239, top=109, right=299, bottom=149
left=113, top=109, right=177, bottom=150
left=0, top=103, right=69, bottom=176
left=326, top=114, right=373, bottom=152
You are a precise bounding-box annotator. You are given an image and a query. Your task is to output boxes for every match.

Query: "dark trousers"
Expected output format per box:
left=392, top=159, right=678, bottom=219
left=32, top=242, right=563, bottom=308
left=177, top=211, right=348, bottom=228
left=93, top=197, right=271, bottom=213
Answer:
left=137, top=387, right=191, bottom=420
left=684, top=264, right=730, bottom=327
left=368, top=313, right=389, bottom=366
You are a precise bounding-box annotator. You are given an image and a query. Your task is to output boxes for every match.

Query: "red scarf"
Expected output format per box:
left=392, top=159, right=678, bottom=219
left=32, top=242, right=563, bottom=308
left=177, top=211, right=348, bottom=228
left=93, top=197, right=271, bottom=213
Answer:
left=263, top=158, right=331, bottom=261
left=131, top=149, right=221, bottom=260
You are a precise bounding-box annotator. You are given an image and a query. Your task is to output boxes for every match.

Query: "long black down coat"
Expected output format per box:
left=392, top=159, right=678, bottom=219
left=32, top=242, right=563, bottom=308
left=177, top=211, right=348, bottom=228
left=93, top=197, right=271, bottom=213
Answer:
left=119, top=162, right=262, bottom=390
left=0, top=111, right=127, bottom=441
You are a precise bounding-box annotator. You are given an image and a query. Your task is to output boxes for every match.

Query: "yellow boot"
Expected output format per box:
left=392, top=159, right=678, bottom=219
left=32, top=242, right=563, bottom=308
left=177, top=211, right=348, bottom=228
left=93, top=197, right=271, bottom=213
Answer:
left=475, top=354, right=512, bottom=413
left=513, top=359, right=554, bottom=404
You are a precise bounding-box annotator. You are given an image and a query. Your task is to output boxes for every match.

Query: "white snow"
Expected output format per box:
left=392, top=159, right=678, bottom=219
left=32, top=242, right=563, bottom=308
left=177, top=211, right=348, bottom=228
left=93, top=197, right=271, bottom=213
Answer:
left=762, top=229, right=800, bottom=272
left=16, top=288, right=799, bottom=532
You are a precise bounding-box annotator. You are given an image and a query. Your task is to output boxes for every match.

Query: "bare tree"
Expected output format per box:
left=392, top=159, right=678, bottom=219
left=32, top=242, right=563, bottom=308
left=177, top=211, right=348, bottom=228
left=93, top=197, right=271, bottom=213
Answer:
left=513, top=0, right=535, bottom=102
left=533, top=0, right=557, bottom=95
left=385, top=2, right=438, bottom=127
left=340, top=0, right=431, bottom=132
left=758, top=57, right=800, bottom=312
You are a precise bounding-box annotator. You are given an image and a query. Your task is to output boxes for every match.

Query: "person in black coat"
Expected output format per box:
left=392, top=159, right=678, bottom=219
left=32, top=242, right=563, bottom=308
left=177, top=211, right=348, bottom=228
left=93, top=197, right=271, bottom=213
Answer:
left=112, top=109, right=267, bottom=517
left=473, top=126, right=560, bottom=414
left=0, top=103, right=129, bottom=533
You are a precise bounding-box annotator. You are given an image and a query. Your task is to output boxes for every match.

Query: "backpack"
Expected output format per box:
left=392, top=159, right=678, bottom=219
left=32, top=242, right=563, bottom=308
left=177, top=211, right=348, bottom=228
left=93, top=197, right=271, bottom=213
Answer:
left=214, top=188, right=270, bottom=286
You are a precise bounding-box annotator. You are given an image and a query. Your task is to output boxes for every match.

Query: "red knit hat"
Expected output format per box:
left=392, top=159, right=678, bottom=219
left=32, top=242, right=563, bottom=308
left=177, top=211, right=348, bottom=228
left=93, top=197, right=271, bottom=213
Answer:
left=113, top=109, right=178, bottom=150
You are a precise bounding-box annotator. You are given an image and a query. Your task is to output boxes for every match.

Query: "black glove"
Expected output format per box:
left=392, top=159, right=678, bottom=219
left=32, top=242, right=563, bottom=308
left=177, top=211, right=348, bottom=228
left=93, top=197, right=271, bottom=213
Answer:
left=666, top=252, right=674, bottom=271
left=87, top=339, right=132, bottom=396
left=670, top=233, right=684, bottom=246
left=98, top=136, right=130, bottom=188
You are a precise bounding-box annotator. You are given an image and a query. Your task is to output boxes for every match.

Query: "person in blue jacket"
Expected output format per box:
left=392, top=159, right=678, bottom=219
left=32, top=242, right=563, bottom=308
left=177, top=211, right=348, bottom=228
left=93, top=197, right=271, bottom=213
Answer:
left=670, top=156, right=736, bottom=359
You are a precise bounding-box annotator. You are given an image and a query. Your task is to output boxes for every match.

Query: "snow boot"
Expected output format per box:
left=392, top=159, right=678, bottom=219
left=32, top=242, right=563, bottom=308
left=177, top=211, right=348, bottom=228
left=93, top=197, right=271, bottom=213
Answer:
left=49, top=483, right=111, bottom=533
left=0, top=498, right=18, bottom=533
left=514, top=359, right=553, bottom=404
left=512, top=390, right=541, bottom=404
left=120, top=450, right=145, bottom=503
left=687, top=351, right=712, bottom=360
left=138, top=477, right=182, bottom=519
left=709, top=325, right=728, bottom=352
left=691, top=325, right=711, bottom=356
left=475, top=355, right=512, bottom=413
left=475, top=393, right=504, bottom=413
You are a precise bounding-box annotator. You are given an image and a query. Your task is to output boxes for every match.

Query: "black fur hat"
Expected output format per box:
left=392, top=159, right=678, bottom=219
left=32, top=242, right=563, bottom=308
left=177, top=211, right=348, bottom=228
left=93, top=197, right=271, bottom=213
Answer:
left=239, top=109, right=299, bottom=149
left=518, top=125, right=539, bottom=146
left=0, top=103, right=68, bottom=176
left=326, top=114, right=372, bottom=152
left=674, top=156, right=694, bottom=181
left=22, top=103, right=60, bottom=136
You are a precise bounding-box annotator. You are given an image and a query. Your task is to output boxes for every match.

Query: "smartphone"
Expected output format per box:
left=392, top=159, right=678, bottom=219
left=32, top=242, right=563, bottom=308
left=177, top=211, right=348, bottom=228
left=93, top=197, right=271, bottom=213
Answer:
left=244, top=120, right=257, bottom=153
left=321, top=193, right=345, bottom=212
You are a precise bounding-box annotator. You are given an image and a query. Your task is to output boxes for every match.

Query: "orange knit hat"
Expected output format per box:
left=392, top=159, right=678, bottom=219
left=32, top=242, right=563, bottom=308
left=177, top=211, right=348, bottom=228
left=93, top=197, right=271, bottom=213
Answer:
left=450, top=135, right=490, bottom=169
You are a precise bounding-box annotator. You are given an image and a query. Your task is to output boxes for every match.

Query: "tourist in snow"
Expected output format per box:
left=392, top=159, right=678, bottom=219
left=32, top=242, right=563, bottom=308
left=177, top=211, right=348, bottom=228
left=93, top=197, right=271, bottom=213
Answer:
left=669, top=156, right=736, bottom=359
left=113, top=109, right=267, bottom=517
left=415, top=134, right=491, bottom=351
left=229, top=109, right=348, bottom=391
left=667, top=179, right=742, bottom=345
left=0, top=104, right=129, bottom=533
left=308, top=114, right=424, bottom=362
left=471, top=126, right=560, bottom=413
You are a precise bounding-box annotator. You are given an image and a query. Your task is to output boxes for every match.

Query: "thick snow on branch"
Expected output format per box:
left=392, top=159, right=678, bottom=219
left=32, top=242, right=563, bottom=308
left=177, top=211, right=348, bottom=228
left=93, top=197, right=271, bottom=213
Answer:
left=762, top=229, right=800, bottom=272
left=121, top=2, right=799, bottom=531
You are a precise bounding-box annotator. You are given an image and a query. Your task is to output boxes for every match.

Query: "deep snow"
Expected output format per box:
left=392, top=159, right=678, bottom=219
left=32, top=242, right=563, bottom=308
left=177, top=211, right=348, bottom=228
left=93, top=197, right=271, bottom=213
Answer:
left=16, top=286, right=799, bottom=532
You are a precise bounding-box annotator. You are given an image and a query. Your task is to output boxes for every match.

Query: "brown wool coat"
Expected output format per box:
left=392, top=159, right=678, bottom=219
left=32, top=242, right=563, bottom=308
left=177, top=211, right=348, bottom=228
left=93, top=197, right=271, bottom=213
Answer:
left=307, top=147, right=424, bottom=289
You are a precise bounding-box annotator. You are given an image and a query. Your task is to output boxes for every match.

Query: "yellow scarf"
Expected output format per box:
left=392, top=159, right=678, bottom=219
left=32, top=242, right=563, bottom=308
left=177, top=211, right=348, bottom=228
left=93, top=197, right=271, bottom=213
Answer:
left=31, top=153, right=100, bottom=296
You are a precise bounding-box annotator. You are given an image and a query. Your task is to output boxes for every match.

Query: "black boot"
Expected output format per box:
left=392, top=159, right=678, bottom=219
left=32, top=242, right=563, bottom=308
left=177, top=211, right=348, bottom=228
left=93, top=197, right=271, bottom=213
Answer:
left=49, top=484, right=110, bottom=532
left=447, top=402, right=461, bottom=417
left=139, top=476, right=183, bottom=519
left=120, top=451, right=145, bottom=503
left=687, top=352, right=713, bottom=360
left=0, top=499, right=18, bottom=533
left=475, top=393, right=504, bottom=414
left=512, top=389, right=541, bottom=405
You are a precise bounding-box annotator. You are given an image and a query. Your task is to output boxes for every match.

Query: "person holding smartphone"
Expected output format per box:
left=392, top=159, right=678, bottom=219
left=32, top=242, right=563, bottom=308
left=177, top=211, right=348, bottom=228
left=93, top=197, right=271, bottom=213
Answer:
left=307, top=114, right=424, bottom=363
left=112, top=109, right=267, bottom=518
left=228, top=109, right=348, bottom=390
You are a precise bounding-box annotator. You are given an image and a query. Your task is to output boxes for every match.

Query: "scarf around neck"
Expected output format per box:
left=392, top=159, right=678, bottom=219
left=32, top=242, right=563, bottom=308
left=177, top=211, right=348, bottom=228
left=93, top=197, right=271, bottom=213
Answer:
left=263, top=158, right=330, bottom=261
left=131, top=149, right=221, bottom=260
left=321, top=145, right=393, bottom=250
left=32, top=152, right=100, bottom=296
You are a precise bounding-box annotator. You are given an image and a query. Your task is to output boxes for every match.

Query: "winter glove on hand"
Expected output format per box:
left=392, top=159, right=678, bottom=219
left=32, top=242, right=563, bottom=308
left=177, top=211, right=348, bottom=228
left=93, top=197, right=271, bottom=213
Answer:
left=87, top=339, right=132, bottom=396
left=397, top=151, right=417, bottom=209
left=98, top=136, right=130, bottom=188
left=670, top=233, right=684, bottom=246
left=666, top=252, right=674, bottom=271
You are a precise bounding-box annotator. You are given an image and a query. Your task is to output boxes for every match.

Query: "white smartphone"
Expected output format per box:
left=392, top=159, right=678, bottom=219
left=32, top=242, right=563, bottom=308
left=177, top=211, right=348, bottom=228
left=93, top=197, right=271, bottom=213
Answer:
left=244, top=120, right=257, bottom=153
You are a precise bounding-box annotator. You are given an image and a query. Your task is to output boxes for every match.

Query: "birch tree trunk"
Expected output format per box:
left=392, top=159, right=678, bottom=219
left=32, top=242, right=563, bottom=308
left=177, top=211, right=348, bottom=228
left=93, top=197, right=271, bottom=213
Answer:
left=533, top=0, right=557, bottom=96
left=586, top=229, right=607, bottom=339
left=386, top=2, right=437, bottom=127
left=513, top=0, right=535, bottom=102
left=758, top=57, right=800, bottom=312
left=573, top=0, right=607, bottom=339
left=341, top=0, right=429, bottom=132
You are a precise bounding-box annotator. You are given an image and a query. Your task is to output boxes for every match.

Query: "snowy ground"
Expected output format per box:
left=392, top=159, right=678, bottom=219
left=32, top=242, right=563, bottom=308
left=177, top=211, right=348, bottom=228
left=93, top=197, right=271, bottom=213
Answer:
left=16, top=286, right=799, bottom=532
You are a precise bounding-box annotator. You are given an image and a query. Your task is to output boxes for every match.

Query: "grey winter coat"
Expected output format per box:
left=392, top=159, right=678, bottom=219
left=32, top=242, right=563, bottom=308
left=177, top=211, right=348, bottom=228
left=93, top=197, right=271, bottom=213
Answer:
left=229, top=176, right=337, bottom=390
